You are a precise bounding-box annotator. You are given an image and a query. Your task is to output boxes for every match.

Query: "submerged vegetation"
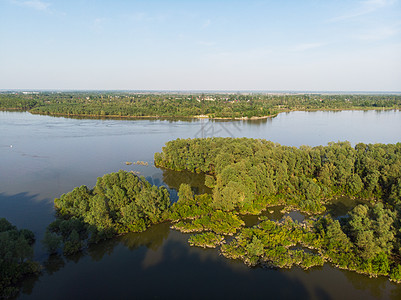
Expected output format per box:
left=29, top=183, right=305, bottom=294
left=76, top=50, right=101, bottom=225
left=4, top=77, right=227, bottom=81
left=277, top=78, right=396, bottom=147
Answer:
left=221, top=217, right=325, bottom=269
left=34, top=136, right=401, bottom=283
left=6, top=135, right=400, bottom=294
left=0, top=218, right=40, bottom=299
left=38, top=137, right=401, bottom=282
left=1, top=92, right=400, bottom=119
left=188, top=232, right=225, bottom=248
left=169, top=185, right=245, bottom=235
left=222, top=209, right=400, bottom=279
left=155, top=137, right=401, bottom=282
left=2, top=94, right=401, bottom=297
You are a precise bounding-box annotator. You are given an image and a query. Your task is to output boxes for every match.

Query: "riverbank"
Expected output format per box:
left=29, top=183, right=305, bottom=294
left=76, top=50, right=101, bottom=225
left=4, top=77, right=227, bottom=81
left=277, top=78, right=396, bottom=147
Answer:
left=17, top=106, right=400, bottom=122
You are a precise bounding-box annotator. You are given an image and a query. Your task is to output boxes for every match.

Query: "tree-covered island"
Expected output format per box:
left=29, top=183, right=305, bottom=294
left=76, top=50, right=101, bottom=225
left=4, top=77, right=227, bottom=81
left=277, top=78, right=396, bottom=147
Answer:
left=44, top=171, right=170, bottom=255
left=154, top=138, right=401, bottom=282
left=4, top=136, right=398, bottom=294
left=42, top=138, right=401, bottom=284
left=1, top=92, right=400, bottom=119
left=5, top=137, right=400, bottom=296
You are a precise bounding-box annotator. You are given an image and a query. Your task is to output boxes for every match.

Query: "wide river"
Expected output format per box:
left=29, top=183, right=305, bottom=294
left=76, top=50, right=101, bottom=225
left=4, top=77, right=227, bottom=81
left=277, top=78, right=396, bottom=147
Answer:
left=1, top=110, right=400, bottom=299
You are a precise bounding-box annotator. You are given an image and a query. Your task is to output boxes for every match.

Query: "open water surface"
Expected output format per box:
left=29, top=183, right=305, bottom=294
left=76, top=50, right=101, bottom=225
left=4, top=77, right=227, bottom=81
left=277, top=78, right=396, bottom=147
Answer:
left=0, top=110, right=400, bottom=299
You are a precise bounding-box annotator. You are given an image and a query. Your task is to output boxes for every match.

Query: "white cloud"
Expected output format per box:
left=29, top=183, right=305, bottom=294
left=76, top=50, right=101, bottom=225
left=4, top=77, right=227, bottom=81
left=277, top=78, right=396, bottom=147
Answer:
left=364, top=0, right=396, bottom=6
left=11, top=0, right=51, bottom=11
left=356, top=24, right=400, bottom=40
left=330, top=0, right=397, bottom=21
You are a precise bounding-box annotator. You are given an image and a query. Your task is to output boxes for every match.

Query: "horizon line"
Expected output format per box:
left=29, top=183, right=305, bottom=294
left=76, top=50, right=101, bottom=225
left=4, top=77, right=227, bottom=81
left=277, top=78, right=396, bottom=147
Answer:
left=1, top=89, right=401, bottom=95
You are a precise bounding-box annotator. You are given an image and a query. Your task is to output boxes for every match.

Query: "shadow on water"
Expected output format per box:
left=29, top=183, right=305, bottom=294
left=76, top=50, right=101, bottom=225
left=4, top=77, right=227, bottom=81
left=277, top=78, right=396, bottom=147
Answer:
left=160, top=169, right=212, bottom=195
left=13, top=273, right=41, bottom=300
left=118, top=222, right=170, bottom=252
left=313, top=287, right=332, bottom=300
left=145, top=168, right=212, bottom=203
left=80, top=222, right=171, bottom=264
left=15, top=223, right=170, bottom=299
left=0, top=192, right=54, bottom=233
left=14, top=219, right=401, bottom=300
left=0, top=192, right=55, bottom=299
left=326, top=196, right=371, bottom=219
left=0, top=192, right=55, bottom=260
left=4, top=193, right=399, bottom=299
left=342, top=267, right=396, bottom=299
left=15, top=223, right=317, bottom=299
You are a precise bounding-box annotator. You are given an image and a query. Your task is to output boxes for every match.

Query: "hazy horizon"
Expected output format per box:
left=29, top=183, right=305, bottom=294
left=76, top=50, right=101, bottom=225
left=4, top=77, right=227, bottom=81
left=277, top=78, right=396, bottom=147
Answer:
left=2, top=89, right=401, bottom=95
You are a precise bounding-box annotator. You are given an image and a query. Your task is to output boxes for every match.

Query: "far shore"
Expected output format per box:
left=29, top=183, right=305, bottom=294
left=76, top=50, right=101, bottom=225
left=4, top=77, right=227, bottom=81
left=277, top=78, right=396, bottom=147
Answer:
left=4, top=106, right=399, bottom=121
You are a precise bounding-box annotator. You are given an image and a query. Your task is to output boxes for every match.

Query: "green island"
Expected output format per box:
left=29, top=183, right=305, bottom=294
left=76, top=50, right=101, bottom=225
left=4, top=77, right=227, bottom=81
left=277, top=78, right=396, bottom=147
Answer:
left=1, top=92, right=400, bottom=119
left=0, top=218, right=40, bottom=299
left=43, top=138, right=401, bottom=283
left=3, top=137, right=401, bottom=297
left=154, top=138, right=401, bottom=282
left=43, top=171, right=170, bottom=255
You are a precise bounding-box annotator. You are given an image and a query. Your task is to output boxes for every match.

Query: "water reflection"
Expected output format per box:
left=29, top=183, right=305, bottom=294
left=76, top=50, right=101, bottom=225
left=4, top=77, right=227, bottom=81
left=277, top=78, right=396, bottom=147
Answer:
left=285, top=210, right=305, bottom=223
left=160, top=169, right=212, bottom=196
left=43, top=255, right=65, bottom=275
left=119, top=222, right=170, bottom=252
left=2, top=110, right=401, bottom=299
left=326, top=196, right=371, bottom=219
left=239, top=206, right=280, bottom=227
left=343, top=268, right=393, bottom=299
left=16, top=273, right=40, bottom=300
left=16, top=209, right=401, bottom=300
left=42, top=114, right=201, bottom=123
left=283, top=264, right=398, bottom=300
left=0, top=192, right=54, bottom=259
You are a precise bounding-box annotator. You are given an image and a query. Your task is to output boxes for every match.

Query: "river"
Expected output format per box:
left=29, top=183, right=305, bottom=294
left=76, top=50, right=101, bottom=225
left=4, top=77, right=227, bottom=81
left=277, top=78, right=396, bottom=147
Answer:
left=0, top=110, right=400, bottom=299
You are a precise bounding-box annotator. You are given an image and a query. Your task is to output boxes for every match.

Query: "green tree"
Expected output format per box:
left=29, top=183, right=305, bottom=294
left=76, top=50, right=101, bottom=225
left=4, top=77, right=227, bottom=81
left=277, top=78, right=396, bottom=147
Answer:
left=178, top=183, right=194, bottom=203
left=42, top=230, right=62, bottom=254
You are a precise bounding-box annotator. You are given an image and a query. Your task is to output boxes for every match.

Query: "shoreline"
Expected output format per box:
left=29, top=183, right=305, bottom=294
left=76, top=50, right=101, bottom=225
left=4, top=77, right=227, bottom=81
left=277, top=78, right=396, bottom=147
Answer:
left=4, top=106, right=398, bottom=121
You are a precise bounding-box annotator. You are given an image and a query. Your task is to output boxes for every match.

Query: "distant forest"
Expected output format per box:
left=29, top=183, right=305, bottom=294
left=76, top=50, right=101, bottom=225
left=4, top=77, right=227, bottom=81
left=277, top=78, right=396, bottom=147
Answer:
left=1, top=92, right=400, bottom=119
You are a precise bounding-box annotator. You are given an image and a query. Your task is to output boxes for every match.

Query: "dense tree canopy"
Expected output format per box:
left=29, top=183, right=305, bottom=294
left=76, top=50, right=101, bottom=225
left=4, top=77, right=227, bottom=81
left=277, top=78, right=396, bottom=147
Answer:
left=1, top=92, right=400, bottom=119
left=155, top=138, right=401, bottom=214
left=46, top=170, right=171, bottom=254
left=346, top=203, right=396, bottom=260
left=0, top=218, right=39, bottom=299
left=24, top=137, right=401, bottom=286
left=155, top=137, right=401, bottom=282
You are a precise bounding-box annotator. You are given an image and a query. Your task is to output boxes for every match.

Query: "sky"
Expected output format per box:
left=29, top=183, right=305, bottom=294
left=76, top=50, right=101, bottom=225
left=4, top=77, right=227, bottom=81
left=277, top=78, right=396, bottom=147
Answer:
left=0, top=0, right=400, bottom=91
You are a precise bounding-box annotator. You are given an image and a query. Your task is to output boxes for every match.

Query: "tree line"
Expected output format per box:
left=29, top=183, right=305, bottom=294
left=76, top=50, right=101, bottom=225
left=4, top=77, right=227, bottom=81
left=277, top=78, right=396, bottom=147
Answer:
left=1, top=92, right=400, bottom=119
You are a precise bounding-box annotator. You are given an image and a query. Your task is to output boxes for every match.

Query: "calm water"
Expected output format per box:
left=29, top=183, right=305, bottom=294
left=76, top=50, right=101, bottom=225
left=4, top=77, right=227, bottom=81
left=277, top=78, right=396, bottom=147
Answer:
left=0, top=110, right=400, bottom=299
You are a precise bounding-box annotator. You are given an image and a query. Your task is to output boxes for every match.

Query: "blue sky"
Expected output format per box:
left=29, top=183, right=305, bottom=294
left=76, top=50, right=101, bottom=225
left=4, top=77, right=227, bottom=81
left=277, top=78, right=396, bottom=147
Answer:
left=1, top=0, right=400, bottom=91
